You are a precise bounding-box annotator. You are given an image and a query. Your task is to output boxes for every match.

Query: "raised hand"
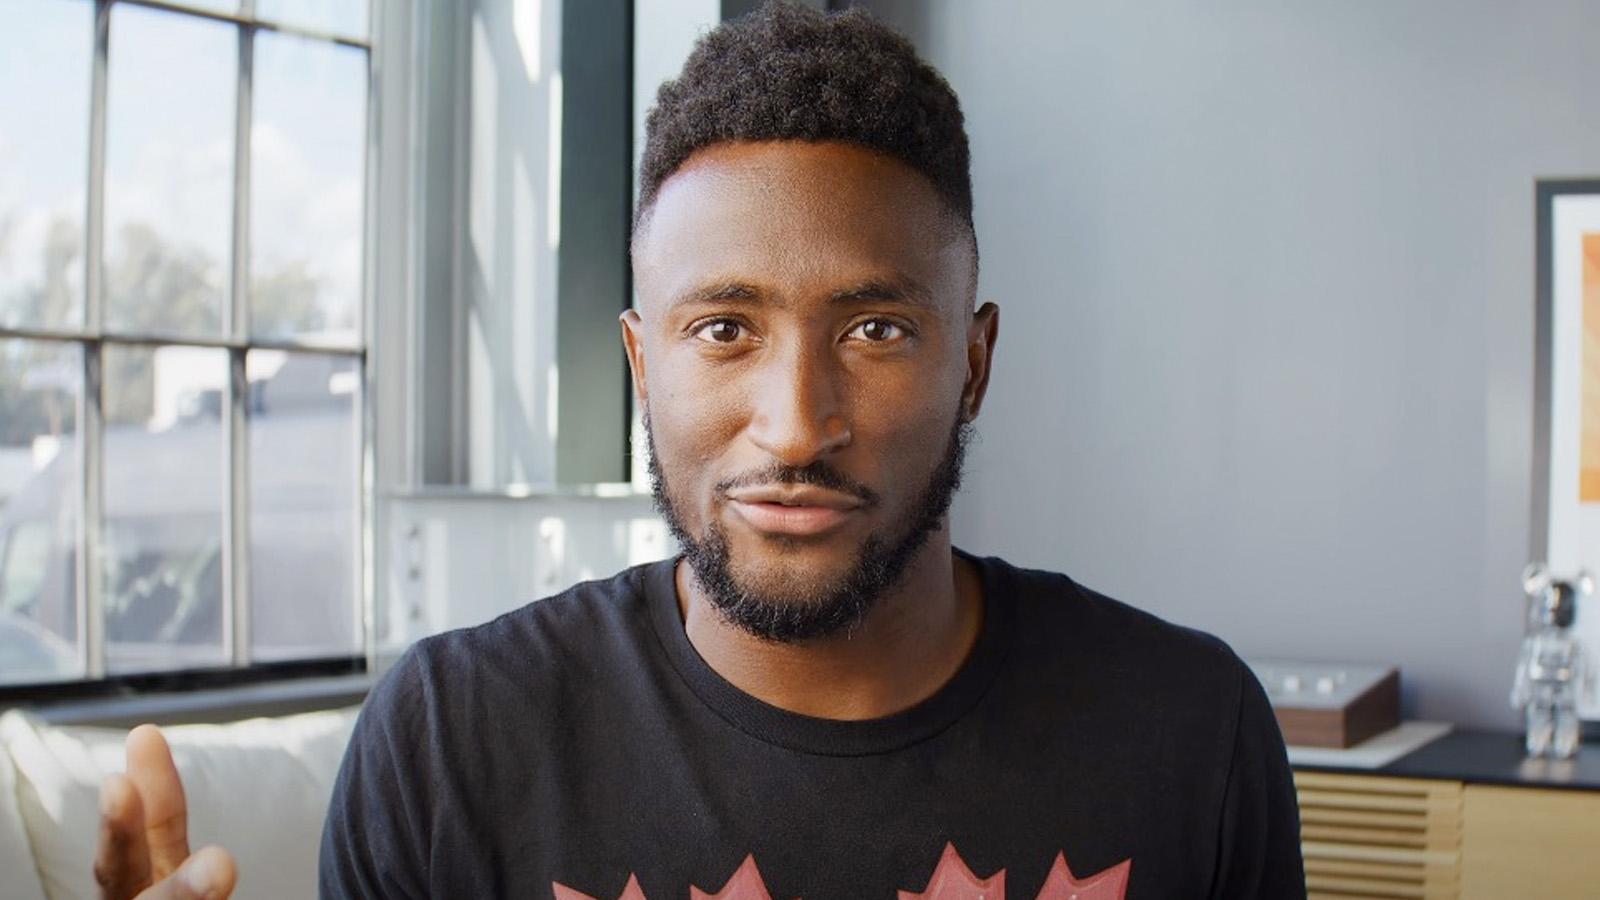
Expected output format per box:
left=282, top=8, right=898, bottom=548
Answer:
left=94, top=725, right=238, bottom=900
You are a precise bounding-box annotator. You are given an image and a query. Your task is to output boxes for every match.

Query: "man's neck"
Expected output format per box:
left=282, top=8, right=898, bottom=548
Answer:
left=673, top=536, right=985, bottom=721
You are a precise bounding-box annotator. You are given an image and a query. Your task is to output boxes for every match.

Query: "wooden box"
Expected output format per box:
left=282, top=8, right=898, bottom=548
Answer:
left=1251, top=661, right=1401, bottom=749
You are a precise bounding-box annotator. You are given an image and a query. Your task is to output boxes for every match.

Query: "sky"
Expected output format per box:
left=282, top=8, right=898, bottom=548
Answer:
left=0, top=0, right=369, bottom=336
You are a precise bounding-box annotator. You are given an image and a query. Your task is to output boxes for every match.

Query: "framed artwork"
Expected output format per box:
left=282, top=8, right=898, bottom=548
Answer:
left=1531, top=179, right=1600, bottom=719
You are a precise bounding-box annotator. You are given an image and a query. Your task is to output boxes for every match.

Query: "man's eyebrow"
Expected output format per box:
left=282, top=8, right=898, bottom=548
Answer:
left=829, top=277, right=935, bottom=308
left=671, top=282, right=762, bottom=308
left=668, top=276, right=935, bottom=309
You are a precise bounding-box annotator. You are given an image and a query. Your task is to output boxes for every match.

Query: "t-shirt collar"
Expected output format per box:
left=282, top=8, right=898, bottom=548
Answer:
left=645, top=547, right=1014, bottom=756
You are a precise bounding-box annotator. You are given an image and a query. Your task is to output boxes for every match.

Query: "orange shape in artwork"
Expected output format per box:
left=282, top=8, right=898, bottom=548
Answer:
left=1581, top=233, right=1600, bottom=502
left=1032, top=852, right=1131, bottom=900
left=898, top=842, right=1005, bottom=900
left=692, top=854, right=779, bottom=900
left=552, top=873, right=649, bottom=900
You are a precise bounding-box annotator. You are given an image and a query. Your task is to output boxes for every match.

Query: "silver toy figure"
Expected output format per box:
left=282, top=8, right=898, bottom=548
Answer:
left=1511, top=564, right=1595, bottom=758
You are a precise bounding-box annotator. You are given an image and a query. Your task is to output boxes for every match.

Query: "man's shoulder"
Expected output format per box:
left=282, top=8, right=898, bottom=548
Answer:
left=980, top=552, right=1250, bottom=687
left=366, top=559, right=666, bottom=712
left=982, top=554, right=1263, bottom=773
left=438, top=560, right=655, bottom=651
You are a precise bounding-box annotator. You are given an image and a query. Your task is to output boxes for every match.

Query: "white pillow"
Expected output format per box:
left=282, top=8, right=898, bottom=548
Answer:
left=0, top=706, right=360, bottom=900
left=0, top=724, right=49, bottom=900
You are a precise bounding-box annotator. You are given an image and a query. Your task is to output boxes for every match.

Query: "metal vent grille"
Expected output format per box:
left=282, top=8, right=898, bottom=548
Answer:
left=1295, top=771, right=1463, bottom=899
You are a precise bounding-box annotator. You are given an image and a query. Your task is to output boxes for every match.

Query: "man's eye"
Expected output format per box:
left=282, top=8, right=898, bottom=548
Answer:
left=848, top=319, right=905, bottom=342
left=694, top=320, right=744, bottom=343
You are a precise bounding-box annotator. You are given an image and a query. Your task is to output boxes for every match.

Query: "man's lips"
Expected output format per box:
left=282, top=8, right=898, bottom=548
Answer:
left=725, top=485, right=866, bottom=537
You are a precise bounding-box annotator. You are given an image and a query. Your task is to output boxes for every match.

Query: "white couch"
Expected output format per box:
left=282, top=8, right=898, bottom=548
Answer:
left=0, top=706, right=360, bottom=900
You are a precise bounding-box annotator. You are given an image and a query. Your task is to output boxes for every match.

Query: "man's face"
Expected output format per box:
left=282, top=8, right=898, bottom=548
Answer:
left=624, top=141, right=995, bottom=641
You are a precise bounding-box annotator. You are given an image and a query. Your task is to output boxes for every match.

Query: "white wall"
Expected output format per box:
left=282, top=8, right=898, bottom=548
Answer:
left=860, top=0, right=1600, bottom=728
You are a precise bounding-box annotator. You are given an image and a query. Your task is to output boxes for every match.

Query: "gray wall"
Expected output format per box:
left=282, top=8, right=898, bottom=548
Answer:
left=860, top=0, right=1600, bottom=728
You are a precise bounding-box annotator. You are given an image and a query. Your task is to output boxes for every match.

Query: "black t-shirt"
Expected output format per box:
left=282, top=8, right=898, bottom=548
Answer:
left=320, top=551, right=1305, bottom=899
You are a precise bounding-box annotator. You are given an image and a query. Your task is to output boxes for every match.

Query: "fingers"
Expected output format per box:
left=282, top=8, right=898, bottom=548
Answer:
left=125, top=725, right=190, bottom=880
left=136, top=846, right=239, bottom=900
left=111, top=727, right=236, bottom=900
left=95, top=774, right=152, bottom=900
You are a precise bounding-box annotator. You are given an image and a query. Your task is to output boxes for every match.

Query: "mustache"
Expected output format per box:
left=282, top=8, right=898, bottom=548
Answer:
left=714, top=461, right=880, bottom=507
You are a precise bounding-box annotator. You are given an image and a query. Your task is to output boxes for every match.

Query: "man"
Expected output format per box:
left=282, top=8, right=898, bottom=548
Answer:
left=94, top=5, right=1304, bottom=898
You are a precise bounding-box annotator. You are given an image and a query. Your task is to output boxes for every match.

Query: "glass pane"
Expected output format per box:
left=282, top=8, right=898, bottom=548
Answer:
left=255, top=0, right=368, bottom=41
left=103, top=5, right=237, bottom=338
left=0, top=0, right=91, bottom=331
left=0, top=339, right=82, bottom=684
left=250, top=31, right=366, bottom=344
left=248, top=351, right=359, bottom=660
left=176, top=0, right=241, bottom=14
left=102, top=343, right=226, bottom=673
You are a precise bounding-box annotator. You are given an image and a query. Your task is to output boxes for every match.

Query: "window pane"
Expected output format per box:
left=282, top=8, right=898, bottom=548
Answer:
left=0, top=339, right=81, bottom=684
left=248, top=351, right=359, bottom=660
left=255, top=0, right=368, bottom=41
left=250, top=32, right=366, bottom=344
left=103, top=5, right=237, bottom=338
left=102, top=344, right=226, bottom=674
left=0, top=0, right=91, bottom=331
left=177, top=0, right=241, bottom=14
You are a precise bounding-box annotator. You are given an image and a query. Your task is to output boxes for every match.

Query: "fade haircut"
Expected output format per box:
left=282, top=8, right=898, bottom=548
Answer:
left=635, top=2, right=974, bottom=245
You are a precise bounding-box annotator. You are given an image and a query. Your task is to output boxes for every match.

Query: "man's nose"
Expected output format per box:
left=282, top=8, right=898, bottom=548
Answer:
left=746, top=342, right=852, bottom=466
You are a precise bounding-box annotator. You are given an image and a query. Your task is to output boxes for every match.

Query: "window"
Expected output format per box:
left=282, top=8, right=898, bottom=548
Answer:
left=0, top=0, right=371, bottom=689
left=403, top=0, right=635, bottom=491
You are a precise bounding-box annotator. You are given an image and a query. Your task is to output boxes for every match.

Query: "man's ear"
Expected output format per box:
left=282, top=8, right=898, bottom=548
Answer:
left=620, top=309, right=649, bottom=404
left=961, top=302, right=999, bottom=421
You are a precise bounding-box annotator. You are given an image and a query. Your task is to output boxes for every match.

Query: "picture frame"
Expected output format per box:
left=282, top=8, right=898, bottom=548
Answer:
left=1531, top=178, right=1600, bottom=720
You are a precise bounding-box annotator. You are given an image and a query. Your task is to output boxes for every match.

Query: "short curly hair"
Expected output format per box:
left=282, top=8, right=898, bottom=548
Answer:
left=635, top=2, right=973, bottom=239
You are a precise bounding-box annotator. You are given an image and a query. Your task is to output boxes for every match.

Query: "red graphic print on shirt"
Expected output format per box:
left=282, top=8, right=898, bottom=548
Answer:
left=554, top=874, right=649, bottom=900
left=551, top=843, right=1131, bottom=899
left=898, top=843, right=1003, bottom=899
left=1034, top=851, right=1132, bottom=900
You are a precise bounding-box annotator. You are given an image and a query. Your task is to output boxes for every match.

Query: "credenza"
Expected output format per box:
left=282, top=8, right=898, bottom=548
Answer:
left=1292, top=731, right=1600, bottom=899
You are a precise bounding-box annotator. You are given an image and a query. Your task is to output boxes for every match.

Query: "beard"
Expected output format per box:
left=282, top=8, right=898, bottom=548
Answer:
left=646, top=412, right=972, bottom=644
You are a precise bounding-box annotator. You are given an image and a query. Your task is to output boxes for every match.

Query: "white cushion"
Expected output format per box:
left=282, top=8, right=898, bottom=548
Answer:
left=0, top=706, right=360, bottom=900
left=0, top=724, right=49, bottom=900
